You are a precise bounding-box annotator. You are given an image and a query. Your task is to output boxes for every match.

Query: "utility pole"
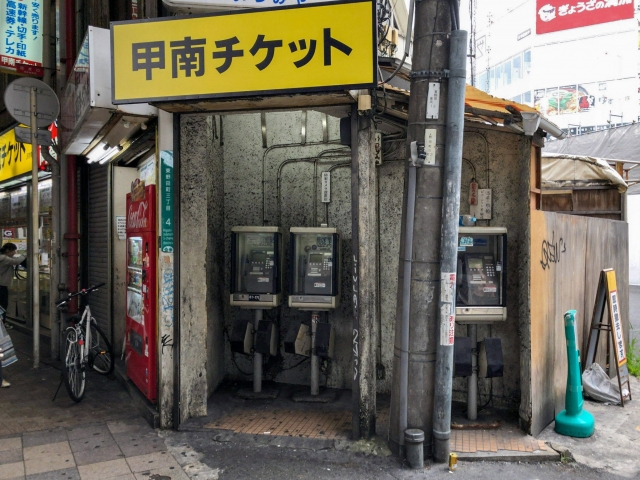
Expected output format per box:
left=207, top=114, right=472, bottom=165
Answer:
left=390, top=0, right=467, bottom=462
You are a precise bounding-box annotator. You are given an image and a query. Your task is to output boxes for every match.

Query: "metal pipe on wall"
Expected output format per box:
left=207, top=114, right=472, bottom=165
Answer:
left=467, top=324, right=478, bottom=420
left=433, top=28, right=468, bottom=463
left=310, top=311, right=320, bottom=395
left=398, top=164, right=417, bottom=447
left=261, top=140, right=341, bottom=225
left=30, top=88, right=40, bottom=369
left=63, top=0, right=79, bottom=314
left=253, top=309, right=263, bottom=393
left=465, top=131, right=489, bottom=188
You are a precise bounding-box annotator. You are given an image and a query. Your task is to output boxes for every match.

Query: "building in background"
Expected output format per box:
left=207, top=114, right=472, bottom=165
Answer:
left=468, top=0, right=638, bottom=135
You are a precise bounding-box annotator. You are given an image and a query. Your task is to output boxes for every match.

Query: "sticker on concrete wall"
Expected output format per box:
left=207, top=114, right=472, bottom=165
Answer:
left=116, top=216, right=126, bottom=240
left=440, top=272, right=456, bottom=346
left=439, top=305, right=455, bottom=346
left=440, top=272, right=455, bottom=303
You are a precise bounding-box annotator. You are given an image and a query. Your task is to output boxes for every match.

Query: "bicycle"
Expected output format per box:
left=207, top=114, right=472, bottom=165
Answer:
left=55, top=283, right=114, bottom=402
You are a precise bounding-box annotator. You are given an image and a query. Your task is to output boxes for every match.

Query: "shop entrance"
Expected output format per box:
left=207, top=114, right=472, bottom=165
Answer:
left=2, top=179, right=53, bottom=336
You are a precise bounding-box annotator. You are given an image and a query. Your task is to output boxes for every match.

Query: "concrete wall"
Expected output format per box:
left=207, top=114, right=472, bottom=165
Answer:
left=177, top=110, right=531, bottom=411
left=629, top=195, right=640, bottom=285
left=179, top=114, right=225, bottom=422
left=454, top=127, right=531, bottom=410
left=221, top=111, right=359, bottom=389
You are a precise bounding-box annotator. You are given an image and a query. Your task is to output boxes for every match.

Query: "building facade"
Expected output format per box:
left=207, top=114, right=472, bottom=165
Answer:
left=469, top=0, right=639, bottom=135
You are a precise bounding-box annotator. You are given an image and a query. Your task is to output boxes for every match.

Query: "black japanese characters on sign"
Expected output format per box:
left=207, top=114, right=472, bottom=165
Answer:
left=112, top=1, right=375, bottom=104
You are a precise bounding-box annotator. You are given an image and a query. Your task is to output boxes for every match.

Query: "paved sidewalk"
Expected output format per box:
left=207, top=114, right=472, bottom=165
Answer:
left=0, top=418, right=186, bottom=480
left=0, top=330, right=134, bottom=435
left=538, top=375, right=640, bottom=479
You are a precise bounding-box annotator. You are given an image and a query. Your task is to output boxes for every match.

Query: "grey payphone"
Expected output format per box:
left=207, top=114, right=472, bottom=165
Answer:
left=456, top=227, right=507, bottom=323
left=289, top=227, right=340, bottom=310
left=288, top=226, right=340, bottom=399
left=230, top=226, right=283, bottom=308
left=455, top=226, right=506, bottom=422
left=230, top=226, right=282, bottom=396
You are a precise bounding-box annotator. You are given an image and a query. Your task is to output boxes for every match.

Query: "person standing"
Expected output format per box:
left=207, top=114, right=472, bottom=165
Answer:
left=0, top=242, right=26, bottom=388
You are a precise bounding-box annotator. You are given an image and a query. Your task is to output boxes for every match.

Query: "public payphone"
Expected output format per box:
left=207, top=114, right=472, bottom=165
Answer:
left=455, top=227, right=507, bottom=421
left=289, top=227, right=340, bottom=310
left=456, top=227, right=507, bottom=323
left=230, top=226, right=283, bottom=397
left=230, top=226, right=283, bottom=308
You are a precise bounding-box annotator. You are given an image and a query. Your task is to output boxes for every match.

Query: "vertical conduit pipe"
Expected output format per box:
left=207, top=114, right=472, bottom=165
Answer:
left=64, top=0, right=79, bottom=314
left=398, top=164, right=417, bottom=446
left=433, top=29, right=468, bottom=463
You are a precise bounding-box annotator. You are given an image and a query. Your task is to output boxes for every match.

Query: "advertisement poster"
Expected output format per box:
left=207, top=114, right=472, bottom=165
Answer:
left=536, top=0, right=634, bottom=35
left=0, top=0, right=44, bottom=76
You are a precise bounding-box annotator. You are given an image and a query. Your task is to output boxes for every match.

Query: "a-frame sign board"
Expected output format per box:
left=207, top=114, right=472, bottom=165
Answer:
left=583, top=269, right=632, bottom=406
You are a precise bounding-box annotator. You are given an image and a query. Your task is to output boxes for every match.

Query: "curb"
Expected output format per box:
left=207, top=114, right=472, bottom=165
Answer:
left=455, top=450, right=561, bottom=462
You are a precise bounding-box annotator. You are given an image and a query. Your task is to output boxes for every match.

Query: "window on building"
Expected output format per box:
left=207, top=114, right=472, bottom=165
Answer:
left=478, top=71, right=488, bottom=92
left=504, top=59, right=512, bottom=86
left=513, top=55, right=522, bottom=80
left=523, top=50, right=531, bottom=77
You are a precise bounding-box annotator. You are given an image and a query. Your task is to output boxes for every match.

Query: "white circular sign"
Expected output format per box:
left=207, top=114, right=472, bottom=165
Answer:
left=3, top=77, right=59, bottom=128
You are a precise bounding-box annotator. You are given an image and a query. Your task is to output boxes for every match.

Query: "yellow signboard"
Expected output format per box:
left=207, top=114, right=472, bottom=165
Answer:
left=605, top=269, right=627, bottom=368
left=111, top=0, right=375, bottom=104
left=0, top=128, right=32, bottom=182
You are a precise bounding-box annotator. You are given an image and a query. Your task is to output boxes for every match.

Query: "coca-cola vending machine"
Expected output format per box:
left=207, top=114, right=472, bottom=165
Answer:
left=125, top=183, right=157, bottom=403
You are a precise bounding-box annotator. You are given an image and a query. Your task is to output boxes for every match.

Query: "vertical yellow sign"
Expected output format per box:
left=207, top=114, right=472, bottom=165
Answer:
left=605, top=269, right=627, bottom=367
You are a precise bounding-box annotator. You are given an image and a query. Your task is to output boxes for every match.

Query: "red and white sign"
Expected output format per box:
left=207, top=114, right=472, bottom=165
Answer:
left=536, top=0, right=634, bottom=35
left=126, top=185, right=156, bottom=232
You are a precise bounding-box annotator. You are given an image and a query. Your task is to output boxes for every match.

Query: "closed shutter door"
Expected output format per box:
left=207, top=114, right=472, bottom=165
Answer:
left=87, top=164, right=110, bottom=340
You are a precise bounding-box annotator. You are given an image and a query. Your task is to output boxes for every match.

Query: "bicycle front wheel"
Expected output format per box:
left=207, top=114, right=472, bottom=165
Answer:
left=89, top=321, right=114, bottom=375
left=63, top=327, right=86, bottom=402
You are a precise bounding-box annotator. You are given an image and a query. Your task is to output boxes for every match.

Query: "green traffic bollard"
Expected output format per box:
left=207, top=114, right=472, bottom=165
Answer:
left=555, top=310, right=595, bottom=438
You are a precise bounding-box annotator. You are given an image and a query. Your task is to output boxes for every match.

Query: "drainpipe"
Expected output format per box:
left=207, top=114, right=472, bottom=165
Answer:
left=432, top=28, right=468, bottom=463
left=64, top=0, right=79, bottom=313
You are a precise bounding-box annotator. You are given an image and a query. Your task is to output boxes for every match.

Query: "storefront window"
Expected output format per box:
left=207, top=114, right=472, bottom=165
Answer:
left=1, top=180, right=52, bottom=331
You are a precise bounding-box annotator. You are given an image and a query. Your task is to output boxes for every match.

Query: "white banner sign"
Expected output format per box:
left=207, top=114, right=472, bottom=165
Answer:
left=0, top=0, right=43, bottom=76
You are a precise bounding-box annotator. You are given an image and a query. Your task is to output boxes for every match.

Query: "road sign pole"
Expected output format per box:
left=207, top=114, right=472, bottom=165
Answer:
left=30, top=87, right=40, bottom=369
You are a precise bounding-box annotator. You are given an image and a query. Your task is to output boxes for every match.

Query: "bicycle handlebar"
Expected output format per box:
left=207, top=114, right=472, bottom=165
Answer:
left=56, top=283, right=106, bottom=307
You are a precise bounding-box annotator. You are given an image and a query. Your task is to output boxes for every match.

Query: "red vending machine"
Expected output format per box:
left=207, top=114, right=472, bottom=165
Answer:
left=125, top=184, right=158, bottom=403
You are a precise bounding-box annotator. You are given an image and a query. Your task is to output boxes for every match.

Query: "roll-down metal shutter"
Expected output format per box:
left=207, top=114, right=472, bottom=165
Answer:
left=87, top=164, right=111, bottom=341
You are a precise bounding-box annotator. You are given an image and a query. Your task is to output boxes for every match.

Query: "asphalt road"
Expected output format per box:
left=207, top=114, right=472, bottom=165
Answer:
left=165, top=430, right=626, bottom=480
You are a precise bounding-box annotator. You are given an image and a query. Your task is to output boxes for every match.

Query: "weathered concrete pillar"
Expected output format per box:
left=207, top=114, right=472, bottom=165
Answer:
left=179, top=114, right=224, bottom=422
left=158, top=110, right=175, bottom=429
left=355, top=119, right=378, bottom=438
left=206, top=115, right=225, bottom=397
